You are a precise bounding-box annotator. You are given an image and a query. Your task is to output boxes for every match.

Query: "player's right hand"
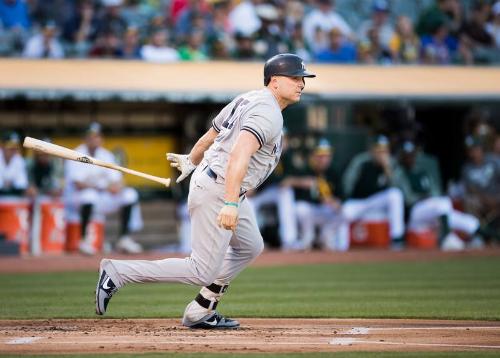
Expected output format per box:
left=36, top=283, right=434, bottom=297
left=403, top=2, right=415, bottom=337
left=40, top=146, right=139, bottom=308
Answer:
left=166, top=153, right=196, bottom=183
left=217, top=205, right=239, bottom=233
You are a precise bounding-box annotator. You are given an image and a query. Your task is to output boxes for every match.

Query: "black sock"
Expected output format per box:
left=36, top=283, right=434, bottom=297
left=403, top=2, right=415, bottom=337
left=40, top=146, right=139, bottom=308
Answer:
left=438, top=215, right=450, bottom=244
left=120, top=204, right=133, bottom=237
left=80, top=204, right=93, bottom=239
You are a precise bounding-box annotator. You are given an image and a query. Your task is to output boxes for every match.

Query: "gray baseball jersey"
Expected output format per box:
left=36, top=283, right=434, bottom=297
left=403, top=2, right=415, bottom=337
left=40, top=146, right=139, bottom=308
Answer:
left=205, top=88, right=284, bottom=192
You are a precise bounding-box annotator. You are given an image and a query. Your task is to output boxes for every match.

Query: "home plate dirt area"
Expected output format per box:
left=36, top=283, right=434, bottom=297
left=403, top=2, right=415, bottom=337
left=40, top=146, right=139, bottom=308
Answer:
left=1, top=318, right=500, bottom=354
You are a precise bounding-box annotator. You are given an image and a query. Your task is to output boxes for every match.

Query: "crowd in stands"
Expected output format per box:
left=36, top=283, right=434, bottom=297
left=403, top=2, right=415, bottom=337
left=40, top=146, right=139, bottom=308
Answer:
left=1, top=0, right=500, bottom=64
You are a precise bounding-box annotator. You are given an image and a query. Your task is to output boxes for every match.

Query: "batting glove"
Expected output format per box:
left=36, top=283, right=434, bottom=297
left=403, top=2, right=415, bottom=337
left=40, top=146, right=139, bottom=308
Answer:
left=166, top=153, right=197, bottom=183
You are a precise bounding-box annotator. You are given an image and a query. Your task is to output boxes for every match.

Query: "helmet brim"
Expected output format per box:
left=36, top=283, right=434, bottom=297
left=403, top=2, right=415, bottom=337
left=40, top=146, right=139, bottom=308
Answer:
left=284, top=69, right=316, bottom=78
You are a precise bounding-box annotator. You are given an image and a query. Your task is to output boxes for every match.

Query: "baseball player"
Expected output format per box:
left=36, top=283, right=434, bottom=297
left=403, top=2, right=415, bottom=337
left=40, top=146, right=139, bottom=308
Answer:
left=95, top=53, right=316, bottom=329
left=398, top=140, right=484, bottom=250
left=64, top=123, right=143, bottom=255
left=0, top=132, right=28, bottom=197
left=294, top=138, right=344, bottom=251
left=338, top=135, right=405, bottom=249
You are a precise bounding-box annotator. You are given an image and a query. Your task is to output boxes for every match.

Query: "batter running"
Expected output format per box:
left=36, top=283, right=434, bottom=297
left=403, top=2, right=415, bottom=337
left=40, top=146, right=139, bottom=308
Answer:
left=95, top=53, right=316, bottom=329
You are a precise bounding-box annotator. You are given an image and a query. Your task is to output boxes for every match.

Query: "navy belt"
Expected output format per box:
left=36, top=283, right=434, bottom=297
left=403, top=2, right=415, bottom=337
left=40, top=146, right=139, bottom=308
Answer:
left=204, top=166, right=246, bottom=198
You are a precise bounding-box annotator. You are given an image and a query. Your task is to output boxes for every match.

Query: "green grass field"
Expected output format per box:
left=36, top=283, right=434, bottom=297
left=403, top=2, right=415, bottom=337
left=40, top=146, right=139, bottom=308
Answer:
left=1, top=256, right=499, bottom=357
left=0, top=256, right=499, bottom=320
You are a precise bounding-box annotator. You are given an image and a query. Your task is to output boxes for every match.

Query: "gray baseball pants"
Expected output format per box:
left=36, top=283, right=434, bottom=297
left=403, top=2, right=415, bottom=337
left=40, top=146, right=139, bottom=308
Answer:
left=102, top=164, right=264, bottom=290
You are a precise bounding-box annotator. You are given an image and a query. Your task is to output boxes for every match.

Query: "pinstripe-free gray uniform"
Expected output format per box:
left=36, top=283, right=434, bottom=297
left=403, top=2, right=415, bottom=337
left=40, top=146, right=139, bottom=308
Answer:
left=101, top=88, right=283, bottom=318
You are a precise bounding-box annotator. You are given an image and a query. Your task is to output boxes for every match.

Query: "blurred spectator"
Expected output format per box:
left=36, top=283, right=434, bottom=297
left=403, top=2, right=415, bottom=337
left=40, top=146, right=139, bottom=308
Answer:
left=140, top=29, right=179, bottom=62
left=253, top=3, right=288, bottom=59
left=29, top=0, right=74, bottom=28
left=421, top=18, right=456, bottom=65
left=0, top=0, right=31, bottom=31
left=286, top=22, right=313, bottom=61
left=294, top=139, right=344, bottom=251
left=121, top=0, right=156, bottom=30
left=64, top=122, right=144, bottom=255
left=231, top=31, right=257, bottom=60
left=93, top=0, right=127, bottom=40
left=120, top=25, right=141, bottom=59
left=302, top=0, right=353, bottom=53
left=174, top=0, right=213, bottom=44
left=389, top=16, right=420, bottom=64
left=284, top=0, right=304, bottom=33
left=0, top=132, right=28, bottom=196
left=357, top=0, right=394, bottom=52
left=398, top=140, right=485, bottom=251
left=461, top=136, right=500, bottom=237
left=25, top=138, right=64, bottom=198
left=460, top=1, right=500, bottom=64
left=228, top=0, right=261, bottom=37
left=62, top=0, right=97, bottom=57
left=207, top=1, right=231, bottom=59
left=315, top=27, right=357, bottom=63
left=340, top=135, right=406, bottom=248
left=22, top=21, right=64, bottom=58
left=417, top=0, right=462, bottom=37
left=357, top=26, right=392, bottom=64
left=178, top=29, right=208, bottom=61
left=486, top=1, right=500, bottom=48
left=89, top=31, right=122, bottom=58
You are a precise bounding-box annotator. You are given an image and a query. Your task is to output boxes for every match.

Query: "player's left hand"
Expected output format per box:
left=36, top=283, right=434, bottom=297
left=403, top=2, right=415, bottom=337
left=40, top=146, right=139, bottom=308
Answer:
left=166, top=153, right=196, bottom=183
left=217, top=204, right=239, bottom=233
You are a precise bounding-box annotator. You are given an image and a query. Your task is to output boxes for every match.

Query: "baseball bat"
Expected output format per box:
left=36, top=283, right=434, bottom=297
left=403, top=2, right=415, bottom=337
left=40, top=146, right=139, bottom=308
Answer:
left=23, top=137, right=171, bottom=187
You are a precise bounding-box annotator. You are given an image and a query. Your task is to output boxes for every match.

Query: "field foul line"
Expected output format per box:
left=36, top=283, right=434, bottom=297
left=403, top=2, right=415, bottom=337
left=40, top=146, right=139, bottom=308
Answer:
left=366, top=326, right=500, bottom=331
left=6, top=337, right=42, bottom=345
left=1, top=339, right=330, bottom=346
left=330, top=338, right=500, bottom=349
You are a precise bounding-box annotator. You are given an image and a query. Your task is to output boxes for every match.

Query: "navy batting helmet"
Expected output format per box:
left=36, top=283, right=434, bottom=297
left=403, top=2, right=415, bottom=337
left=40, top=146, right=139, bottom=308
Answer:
left=264, top=53, right=316, bottom=86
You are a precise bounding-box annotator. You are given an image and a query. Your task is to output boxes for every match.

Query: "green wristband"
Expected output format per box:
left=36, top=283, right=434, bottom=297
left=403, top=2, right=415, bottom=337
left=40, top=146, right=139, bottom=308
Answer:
left=224, top=201, right=239, bottom=208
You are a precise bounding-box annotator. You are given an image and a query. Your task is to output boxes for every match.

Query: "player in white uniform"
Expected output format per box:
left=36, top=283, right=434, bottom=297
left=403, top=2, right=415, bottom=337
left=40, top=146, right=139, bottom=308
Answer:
left=95, top=54, right=316, bottom=329
left=0, top=132, right=28, bottom=197
left=64, top=123, right=143, bottom=255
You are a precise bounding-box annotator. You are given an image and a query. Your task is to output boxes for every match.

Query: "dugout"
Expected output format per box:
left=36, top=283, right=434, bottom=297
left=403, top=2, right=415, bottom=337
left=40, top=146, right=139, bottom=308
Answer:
left=1, top=60, right=500, bottom=192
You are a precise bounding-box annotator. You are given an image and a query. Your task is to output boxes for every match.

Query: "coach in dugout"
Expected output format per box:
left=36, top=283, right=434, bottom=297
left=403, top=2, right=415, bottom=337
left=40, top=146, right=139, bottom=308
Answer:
left=0, top=132, right=28, bottom=197
left=64, top=122, right=143, bottom=255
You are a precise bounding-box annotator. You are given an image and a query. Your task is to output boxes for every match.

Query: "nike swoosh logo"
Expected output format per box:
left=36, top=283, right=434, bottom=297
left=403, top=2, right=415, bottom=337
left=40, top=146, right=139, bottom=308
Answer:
left=102, top=277, right=112, bottom=290
left=204, top=317, right=218, bottom=326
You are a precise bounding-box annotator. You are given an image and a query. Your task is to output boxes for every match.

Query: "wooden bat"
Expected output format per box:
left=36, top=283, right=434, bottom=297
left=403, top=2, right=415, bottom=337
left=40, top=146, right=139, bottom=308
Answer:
left=23, top=136, right=171, bottom=187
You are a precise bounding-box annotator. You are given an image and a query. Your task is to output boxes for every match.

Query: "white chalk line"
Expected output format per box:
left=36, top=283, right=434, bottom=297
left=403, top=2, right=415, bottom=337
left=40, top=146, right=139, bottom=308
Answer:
left=367, top=326, right=500, bottom=331
left=2, top=339, right=331, bottom=346
left=330, top=338, right=500, bottom=349
left=6, top=337, right=42, bottom=345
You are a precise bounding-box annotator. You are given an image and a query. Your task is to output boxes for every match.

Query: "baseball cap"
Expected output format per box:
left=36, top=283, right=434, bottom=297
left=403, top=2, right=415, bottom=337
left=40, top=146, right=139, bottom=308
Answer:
left=314, top=138, right=333, bottom=155
left=371, top=134, right=390, bottom=148
left=401, top=140, right=416, bottom=153
left=372, top=0, right=389, bottom=12
left=2, top=131, right=21, bottom=148
left=86, top=122, right=102, bottom=135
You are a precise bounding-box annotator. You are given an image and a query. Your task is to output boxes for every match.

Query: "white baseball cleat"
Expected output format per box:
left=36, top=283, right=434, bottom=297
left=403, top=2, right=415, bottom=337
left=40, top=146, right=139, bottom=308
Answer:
left=441, top=232, right=465, bottom=251
left=116, top=236, right=143, bottom=254
left=79, top=240, right=96, bottom=256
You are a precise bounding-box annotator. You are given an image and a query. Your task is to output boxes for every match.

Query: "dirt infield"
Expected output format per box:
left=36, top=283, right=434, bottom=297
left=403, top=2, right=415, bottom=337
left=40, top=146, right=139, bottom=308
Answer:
left=2, top=247, right=500, bottom=273
left=1, top=318, right=500, bottom=354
